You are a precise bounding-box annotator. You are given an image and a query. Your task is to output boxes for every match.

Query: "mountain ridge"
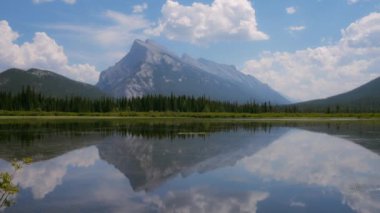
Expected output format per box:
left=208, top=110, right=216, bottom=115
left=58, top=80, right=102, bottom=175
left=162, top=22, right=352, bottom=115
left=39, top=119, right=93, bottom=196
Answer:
left=296, top=76, right=380, bottom=112
left=0, top=68, right=106, bottom=99
left=97, top=39, right=289, bottom=104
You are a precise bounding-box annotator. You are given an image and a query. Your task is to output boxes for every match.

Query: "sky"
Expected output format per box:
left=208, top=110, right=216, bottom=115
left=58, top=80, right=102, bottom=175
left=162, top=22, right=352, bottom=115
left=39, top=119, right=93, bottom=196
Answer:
left=0, top=0, right=379, bottom=101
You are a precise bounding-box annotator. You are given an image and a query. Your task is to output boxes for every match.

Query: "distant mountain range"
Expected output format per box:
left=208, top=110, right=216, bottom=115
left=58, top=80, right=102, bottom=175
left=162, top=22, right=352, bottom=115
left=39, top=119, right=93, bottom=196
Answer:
left=97, top=39, right=289, bottom=104
left=0, top=39, right=379, bottom=110
left=296, top=77, right=380, bottom=112
left=0, top=68, right=105, bottom=99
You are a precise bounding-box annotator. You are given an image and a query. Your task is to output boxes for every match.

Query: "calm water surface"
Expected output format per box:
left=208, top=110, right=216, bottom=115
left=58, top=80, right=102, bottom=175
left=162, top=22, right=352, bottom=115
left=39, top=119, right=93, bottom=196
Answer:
left=0, top=120, right=379, bottom=213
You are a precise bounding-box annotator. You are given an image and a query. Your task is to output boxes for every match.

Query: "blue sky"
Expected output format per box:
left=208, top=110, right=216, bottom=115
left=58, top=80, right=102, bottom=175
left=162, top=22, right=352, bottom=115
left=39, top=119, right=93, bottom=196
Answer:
left=0, top=0, right=379, bottom=100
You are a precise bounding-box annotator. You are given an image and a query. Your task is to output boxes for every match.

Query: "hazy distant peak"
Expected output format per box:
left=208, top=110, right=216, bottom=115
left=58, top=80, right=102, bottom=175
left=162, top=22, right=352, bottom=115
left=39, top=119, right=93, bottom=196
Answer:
left=131, top=39, right=175, bottom=57
left=181, top=55, right=238, bottom=72
left=145, top=39, right=165, bottom=49
left=181, top=54, right=197, bottom=65
left=181, top=53, right=194, bottom=60
left=198, top=58, right=237, bottom=70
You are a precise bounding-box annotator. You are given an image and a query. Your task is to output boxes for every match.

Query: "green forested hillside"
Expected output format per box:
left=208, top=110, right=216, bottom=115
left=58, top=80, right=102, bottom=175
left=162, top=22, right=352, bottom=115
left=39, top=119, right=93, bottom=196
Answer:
left=296, top=77, right=380, bottom=112
left=0, top=68, right=379, bottom=113
left=0, top=68, right=106, bottom=99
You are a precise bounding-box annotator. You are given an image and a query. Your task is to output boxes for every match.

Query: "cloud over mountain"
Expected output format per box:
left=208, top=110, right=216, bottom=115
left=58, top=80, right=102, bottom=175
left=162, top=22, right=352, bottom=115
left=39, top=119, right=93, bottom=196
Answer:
left=147, top=0, right=268, bottom=43
left=0, top=20, right=99, bottom=84
left=243, top=12, right=380, bottom=101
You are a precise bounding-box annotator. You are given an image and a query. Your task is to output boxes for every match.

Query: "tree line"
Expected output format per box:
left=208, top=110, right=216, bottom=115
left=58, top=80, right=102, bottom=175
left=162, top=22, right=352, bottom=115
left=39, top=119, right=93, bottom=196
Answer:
left=0, top=86, right=296, bottom=113
left=3, top=86, right=376, bottom=113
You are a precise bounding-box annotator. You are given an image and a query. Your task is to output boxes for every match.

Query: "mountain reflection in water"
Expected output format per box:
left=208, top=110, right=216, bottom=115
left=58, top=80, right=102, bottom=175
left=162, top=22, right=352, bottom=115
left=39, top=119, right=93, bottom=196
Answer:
left=0, top=120, right=379, bottom=213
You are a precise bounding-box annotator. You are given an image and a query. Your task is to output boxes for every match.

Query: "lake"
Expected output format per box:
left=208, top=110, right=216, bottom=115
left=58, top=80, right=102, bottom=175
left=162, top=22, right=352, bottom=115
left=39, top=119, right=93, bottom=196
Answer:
left=0, top=119, right=379, bottom=213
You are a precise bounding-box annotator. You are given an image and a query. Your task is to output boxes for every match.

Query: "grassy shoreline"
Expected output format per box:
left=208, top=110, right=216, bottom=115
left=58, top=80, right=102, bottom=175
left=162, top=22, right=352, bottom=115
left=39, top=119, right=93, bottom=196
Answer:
left=0, top=111, right=380, bottom=119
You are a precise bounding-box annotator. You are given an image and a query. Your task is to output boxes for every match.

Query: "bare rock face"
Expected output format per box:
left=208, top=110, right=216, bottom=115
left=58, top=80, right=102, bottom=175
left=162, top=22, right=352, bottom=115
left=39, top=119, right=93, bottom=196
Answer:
left=97, top=39, right=289, bottom=104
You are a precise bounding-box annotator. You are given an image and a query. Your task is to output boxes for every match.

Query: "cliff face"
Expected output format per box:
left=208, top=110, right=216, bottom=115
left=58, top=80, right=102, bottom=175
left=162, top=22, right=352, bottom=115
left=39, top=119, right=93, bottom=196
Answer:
left=97, top=39, right=289, bottom=104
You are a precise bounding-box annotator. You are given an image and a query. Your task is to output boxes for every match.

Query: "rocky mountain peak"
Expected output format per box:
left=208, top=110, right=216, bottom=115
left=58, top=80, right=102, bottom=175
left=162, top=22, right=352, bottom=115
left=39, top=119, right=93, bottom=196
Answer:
left=97, top=39, right=289, bottom=104
left=127, top=39, right=177, bottom=63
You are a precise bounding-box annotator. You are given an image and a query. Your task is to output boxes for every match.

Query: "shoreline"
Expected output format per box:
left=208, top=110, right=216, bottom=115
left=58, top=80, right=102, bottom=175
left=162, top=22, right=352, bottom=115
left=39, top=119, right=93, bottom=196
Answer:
left=1, top=111, right=380, bottom=120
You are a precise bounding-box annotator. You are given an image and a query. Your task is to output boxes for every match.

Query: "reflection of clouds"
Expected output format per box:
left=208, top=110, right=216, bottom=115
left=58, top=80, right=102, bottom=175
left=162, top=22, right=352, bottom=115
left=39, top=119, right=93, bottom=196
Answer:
left=82, top=167, right=269, bottom=213
left=290, top=201, right=306, bottom=208
left=91, top=184, right=268, bottom=213
left=14, top=146, right=99, bottom=199
left=151, top=188, right=268, bottom=213
left=10, top=156, right=268, bottom=213
left=0, top=159, right=13, bottom=172
left=241, top=130, right=380, bottom=213
left=82, top=174, right=149, bottom=213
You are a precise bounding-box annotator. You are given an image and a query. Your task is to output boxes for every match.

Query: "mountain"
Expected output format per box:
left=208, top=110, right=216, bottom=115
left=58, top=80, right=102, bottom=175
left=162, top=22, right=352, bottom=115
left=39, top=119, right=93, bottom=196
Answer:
left=0, top=68, right=106, bottom=98
left=296, top=76, right=380, bottom=112
left=97, top=39, right=289, bottom=104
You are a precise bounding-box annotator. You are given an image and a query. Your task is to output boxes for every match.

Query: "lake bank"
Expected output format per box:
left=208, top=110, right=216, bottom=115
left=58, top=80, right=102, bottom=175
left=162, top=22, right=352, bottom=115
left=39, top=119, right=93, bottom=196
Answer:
left=1, top=111, right=380, bottom=120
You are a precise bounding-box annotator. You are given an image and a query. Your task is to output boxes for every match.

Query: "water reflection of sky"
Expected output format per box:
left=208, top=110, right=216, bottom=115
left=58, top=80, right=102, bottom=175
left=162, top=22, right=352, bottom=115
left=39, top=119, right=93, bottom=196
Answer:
left=239, top=130, right=380, bottom=213
left=1, top=128, right=380, bottom=213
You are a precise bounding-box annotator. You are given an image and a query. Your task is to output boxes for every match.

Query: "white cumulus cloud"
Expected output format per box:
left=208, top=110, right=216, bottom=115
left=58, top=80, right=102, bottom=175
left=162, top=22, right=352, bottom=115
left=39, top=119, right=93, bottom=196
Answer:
left=133, top=2, right=148, bottom=13
left=147, top=0, right=269, bottom=43
left=286, top=6, right=296, bottom=14
left=0, top=20, right=99, bottom=84
left=288, top=25, right=306, bottom=31
left=243, top=12, right=380, bottom=101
